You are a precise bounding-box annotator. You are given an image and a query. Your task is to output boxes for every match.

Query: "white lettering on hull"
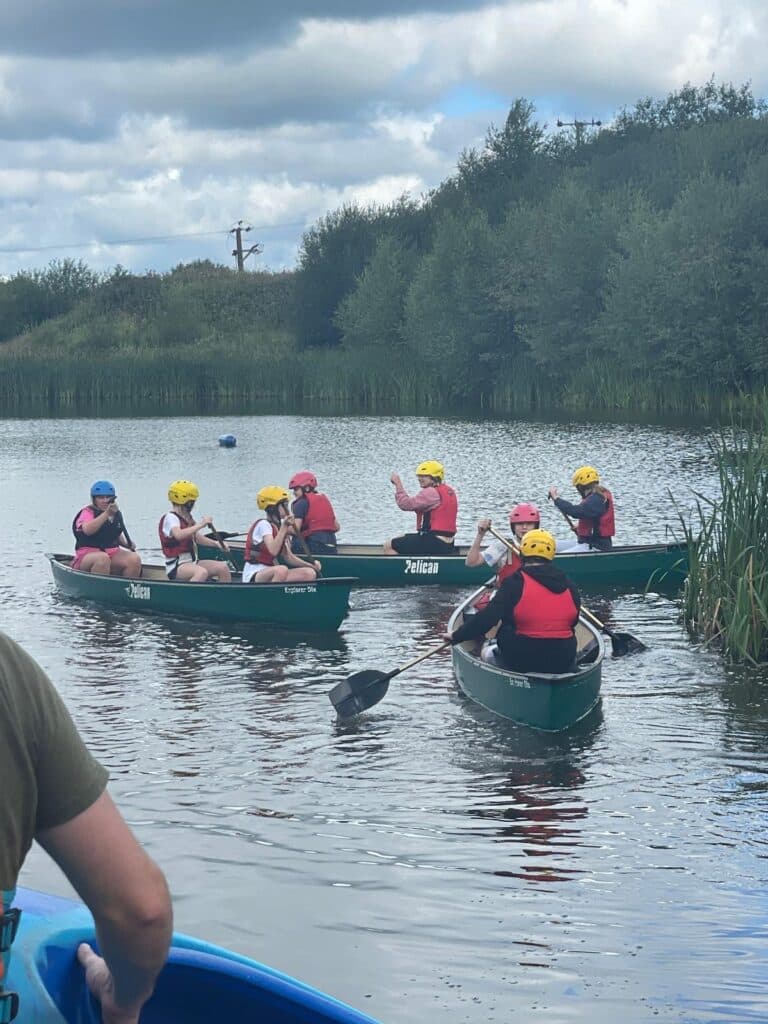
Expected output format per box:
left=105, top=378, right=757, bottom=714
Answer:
left=404, top=559, right=440, bottom=575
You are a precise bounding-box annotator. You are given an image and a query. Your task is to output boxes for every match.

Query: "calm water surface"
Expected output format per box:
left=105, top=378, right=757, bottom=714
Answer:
left=5, top=414, right=767, bottom=1023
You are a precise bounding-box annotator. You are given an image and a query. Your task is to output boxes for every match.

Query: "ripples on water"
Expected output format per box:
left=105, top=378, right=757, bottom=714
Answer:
left=5, top=414, right=767, bottom=1023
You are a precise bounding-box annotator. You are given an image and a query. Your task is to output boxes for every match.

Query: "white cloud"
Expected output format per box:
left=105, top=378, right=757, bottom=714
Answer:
left=0, top=0, right=767, bottom=275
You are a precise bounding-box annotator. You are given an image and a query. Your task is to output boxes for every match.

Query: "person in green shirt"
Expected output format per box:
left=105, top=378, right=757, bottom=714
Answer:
left=0, top=630, right=172, bottom=1024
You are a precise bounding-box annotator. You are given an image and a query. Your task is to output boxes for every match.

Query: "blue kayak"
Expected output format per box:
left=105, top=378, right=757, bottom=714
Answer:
left=7, top=888, right=380, bottom=1023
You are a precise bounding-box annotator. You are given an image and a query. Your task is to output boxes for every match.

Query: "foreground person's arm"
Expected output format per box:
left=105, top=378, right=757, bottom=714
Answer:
left=37, top=791, right=173, bottom=1024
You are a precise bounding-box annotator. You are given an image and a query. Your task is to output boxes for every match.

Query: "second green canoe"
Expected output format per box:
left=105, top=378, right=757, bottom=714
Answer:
left=217, top=539, right=688, bottom=590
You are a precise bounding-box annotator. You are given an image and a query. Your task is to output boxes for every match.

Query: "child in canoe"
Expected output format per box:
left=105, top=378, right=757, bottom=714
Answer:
left=242, top=486, right=321, bottom=584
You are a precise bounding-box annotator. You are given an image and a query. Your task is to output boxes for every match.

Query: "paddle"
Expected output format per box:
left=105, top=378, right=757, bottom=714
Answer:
left=114, top=511, right=136, bottom=551
left=548, top=494, right=578, bottom=534
left=205, top=529, right=245, bottom=542
left=284, top=517, right=323, bottom=577
left=199, top=519, right=237, bottom=573
left=329, top=640, right=452, bottom=718
left=486, top=526, right=647, bottom=657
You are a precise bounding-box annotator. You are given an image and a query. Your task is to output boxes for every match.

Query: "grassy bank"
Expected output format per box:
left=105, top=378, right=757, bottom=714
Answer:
left=681, top=411, right=768, bottom=665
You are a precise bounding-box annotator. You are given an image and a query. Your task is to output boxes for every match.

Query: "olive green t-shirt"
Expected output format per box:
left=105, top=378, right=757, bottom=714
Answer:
left=0, top=631, right=108, bottom=890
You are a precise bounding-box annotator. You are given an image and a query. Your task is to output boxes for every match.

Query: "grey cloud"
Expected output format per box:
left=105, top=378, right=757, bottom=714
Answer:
left=0, top=41, right=445, bottom=142
left=1, top=0, right=497, bottom=57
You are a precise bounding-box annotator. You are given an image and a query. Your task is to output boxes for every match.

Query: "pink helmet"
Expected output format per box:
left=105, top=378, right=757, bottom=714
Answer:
left=509, top=502, right=540, bottom=524
left=289, top=471, right=317, bottom=490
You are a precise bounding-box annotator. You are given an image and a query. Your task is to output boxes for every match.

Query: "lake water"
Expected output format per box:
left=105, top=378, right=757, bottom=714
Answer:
left=7, top=413, right=767, bottom=1023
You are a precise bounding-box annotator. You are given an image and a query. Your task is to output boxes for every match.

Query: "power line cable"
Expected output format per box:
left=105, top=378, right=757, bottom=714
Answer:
left=0, top=221, right=307, bottom=255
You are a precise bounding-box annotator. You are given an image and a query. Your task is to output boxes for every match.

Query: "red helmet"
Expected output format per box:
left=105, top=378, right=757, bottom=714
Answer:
left=289, top=471, right=317, bottom=490
left=509, top=502, right=540, bottom=524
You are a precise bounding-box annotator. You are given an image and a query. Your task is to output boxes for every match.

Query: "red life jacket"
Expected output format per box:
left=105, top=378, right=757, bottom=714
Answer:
left=301, top=492, right=337, bottom=538
left=576, top=488, right=615, bottom=541
left=497, top=550, right=522, bottom=583
left=511, top=572, right=579, bottom=640
left=416, top=483, right=458, bottom=536
left=245, top=520, right=278, bottom=566
left=72, top=506, right=124, bottom=550
left=158, top=512, right=194, bottom=559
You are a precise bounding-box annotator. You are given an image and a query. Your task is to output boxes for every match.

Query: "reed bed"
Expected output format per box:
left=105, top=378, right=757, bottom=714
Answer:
left=0, top=336, right=755, bottom=418
left=681, top=414, right=768, bottom=665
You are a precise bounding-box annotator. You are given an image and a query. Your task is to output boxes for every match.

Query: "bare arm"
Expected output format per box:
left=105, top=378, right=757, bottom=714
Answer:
left=78, top=506, right=116, bottom=537
left=37, top=791, right=172, bottom=1024
left=465, top=519, right=491, bottom=567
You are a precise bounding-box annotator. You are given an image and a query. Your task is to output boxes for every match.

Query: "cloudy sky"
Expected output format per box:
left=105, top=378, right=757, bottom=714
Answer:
left=1, top=0, right=766, bottom=277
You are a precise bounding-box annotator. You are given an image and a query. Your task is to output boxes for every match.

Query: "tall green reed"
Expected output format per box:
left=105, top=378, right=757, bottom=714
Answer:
left=680, top=412, right=768, bottom=665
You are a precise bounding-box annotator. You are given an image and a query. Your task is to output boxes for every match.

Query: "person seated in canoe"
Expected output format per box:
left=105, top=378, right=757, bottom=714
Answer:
left=548, top=465, right=615, bottom=552
left=288, top=471, right=340, bottom=555
left=464, top=503, right=539, bottom=611
left=446, top=529, right=581, bottom=674
left=384, top=460, right=460, bottom=556
left=72, top=479, right=142, bottom=577
left=242, top=486, right=321, bottom=584
left=159, top=479, right=232, bottom=582
left=465, top=502, right=541, bottom=576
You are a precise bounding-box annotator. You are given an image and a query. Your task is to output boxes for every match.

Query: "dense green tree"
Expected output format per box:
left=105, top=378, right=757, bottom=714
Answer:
left=401, top=208, right=512, bottom=396
left=492, top=178, right=623, bottom=376
left=335, top=235, right=418, bottom=353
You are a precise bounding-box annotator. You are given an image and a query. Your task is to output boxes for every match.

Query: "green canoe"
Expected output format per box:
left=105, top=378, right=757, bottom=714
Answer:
left=218, top=539, right=688, bottom=590
left=47, top=554, right=354, bottom=631
left=447, top=588, right=604, bottom=731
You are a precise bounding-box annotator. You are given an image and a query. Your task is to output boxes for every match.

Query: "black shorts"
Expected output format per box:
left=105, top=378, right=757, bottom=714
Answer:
left=390, top=533, right=459, bottom=556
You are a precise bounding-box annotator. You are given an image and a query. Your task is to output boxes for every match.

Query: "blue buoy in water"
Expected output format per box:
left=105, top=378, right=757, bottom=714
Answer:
left=218, top=434, right=237, bottom=448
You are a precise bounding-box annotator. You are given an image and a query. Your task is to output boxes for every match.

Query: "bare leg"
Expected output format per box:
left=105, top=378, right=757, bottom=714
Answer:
left=283, top=567, right=317, bottom=581
left=77, top=552, right=112, bottom=575
left=174, top=562, right=210, bottom=582
left=251, top=565, right=287, bottom=583
left=110, top=549, right=142, bottom=578
left=197, top=559, right=232, bottom=583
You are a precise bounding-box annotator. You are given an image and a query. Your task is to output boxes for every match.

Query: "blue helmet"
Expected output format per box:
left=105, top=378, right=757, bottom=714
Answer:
left=90, top=479, right=116, bottom=498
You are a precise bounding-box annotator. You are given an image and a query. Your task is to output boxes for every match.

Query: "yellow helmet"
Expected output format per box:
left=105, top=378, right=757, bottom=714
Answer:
left=168, top=479, right=200, bottom=505
left=415, top=460, right=444, bottom=481
left=519, top=529, right=556, bottom=561
left=257, top=485, right=289, bottom=511
left=572, top=465, right=599, bottom=488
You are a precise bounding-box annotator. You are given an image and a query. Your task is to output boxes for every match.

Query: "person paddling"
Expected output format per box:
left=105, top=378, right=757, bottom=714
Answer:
left=72, top=480, right=142, bottom=577
left=465, top=502, right=541, bottom=580
left=242, top=486, right=321, bottom=584
left=288, top=471, right=340, bottom=555
left=446, top=529, right=581, bottom=674
left=548, top=465, right=615, bottom=552
left=384, top=460, right=460, bottom=556
left=159, top=480, right=232, bottom=582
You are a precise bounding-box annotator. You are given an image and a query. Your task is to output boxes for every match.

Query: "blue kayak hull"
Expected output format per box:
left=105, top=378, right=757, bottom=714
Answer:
left=7, top=889, right=379, bottom=1023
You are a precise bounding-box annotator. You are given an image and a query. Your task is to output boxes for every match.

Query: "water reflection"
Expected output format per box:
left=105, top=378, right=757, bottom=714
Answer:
left=445, top=707, right=602, bottom=883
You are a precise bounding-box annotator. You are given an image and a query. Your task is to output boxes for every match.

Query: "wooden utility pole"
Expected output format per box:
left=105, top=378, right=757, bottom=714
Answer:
left=556, top=118, right=602, bottom=147
left=229, top=221, right=263, bottom=271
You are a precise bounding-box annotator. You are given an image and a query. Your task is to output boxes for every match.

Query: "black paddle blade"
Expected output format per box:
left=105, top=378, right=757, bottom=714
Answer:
left=329, top=670, right=390, bottom=718
left=609, top=631, right=647, bottom=657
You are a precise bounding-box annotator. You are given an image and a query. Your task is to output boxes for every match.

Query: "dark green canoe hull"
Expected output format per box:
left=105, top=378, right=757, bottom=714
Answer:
left=219, top=540, right=688, bottom=589
left=47, top=555, right=353, bottom=631
left=450, top=628, right=604, bottom=732
left=447, top=591, right=604, bottom=731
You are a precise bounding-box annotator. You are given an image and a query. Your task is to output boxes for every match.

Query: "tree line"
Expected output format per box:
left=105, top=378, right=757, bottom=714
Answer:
left=1, top=79, right=766, bottom=416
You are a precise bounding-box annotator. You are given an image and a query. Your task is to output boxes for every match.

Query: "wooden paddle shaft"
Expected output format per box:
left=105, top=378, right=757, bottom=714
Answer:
left=549, top=495, right=578, bottom=534
left=389, top=640, right=452, bottom=680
